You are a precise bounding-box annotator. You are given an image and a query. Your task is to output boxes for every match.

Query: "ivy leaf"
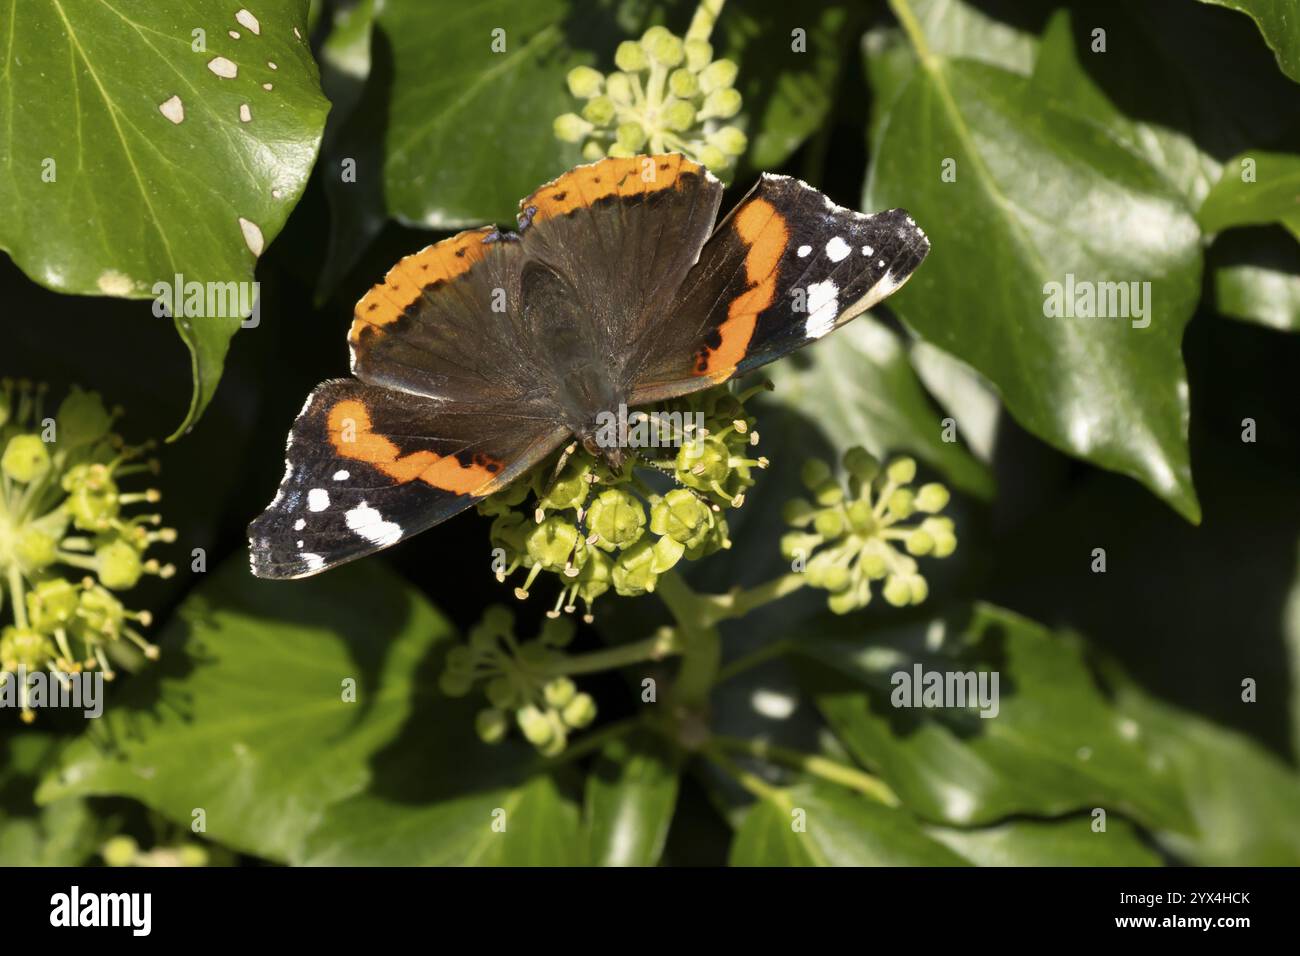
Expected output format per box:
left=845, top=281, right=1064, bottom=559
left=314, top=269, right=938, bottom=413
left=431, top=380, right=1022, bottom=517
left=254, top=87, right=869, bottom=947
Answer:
left=377, top=0, right=584, bottom=227
left=0, top=735, right=103, bottom=866
left=729, top=780, right=970, bottom=866
left=1196, top=0, right=1300, bottom=83
left=0, top=0, right=329, bottom=438
left=927, top=815, right=1163, bottom=867
left=582, top=731, right=679, bottom=866
left=866, top=37, right=1203, bottom=521
left=1208, top=227, right=1300, bottom=331
left=36, top=556, right=448, bottom=864
left=1198, top=150, right=1300, bottom=238
left=765, top=316, right=993, bottom=498
left=796, top=604, right=1193, bottom=832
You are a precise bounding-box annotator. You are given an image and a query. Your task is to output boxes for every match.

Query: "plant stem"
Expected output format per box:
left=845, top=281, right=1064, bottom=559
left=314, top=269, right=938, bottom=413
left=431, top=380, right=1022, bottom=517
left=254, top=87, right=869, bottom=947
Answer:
left=711, top=734, right=900, bottom=806
left=656, top=570, right=720, bottom=708
left=541, top=627, right=682, bottom=677
left=701, top=742, right=779, bottom=799
left=686, top=0, right=726, bottom=43
left=700, top=572, right=806, bottom=625
left=716, top=638, right=796, bottom=683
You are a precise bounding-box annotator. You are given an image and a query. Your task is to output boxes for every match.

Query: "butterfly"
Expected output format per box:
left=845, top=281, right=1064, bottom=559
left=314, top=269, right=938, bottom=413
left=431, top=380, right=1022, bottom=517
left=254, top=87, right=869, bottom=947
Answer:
left=248, top=154, right=929, bottom=579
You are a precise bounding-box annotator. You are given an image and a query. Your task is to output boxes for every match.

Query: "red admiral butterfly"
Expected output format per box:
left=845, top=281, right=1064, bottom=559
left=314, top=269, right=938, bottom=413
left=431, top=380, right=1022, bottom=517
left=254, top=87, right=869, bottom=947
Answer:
left=248, top=154, right=929, bottom=579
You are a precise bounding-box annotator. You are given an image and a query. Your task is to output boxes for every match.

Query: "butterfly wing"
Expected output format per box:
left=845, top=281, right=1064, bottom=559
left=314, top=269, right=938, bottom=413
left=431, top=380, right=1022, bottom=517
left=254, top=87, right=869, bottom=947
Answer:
left=627, top=173, right=930, bottom=402
left=247, top=379, right=567, bottom=579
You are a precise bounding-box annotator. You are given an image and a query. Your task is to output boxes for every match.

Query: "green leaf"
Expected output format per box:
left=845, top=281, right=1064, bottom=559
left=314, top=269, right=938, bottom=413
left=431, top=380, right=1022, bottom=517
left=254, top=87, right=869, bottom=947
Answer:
left=378, top=0, right=583, bottom=227
left=927, top=815, right=1163, bottom=867
left=765, top=316, right=993, bottom=499
left=0, top=0, right=330, bottom=437
left=1197, top=0, right=1300, bottom=83
left=867, top=36, right=1202, bottom=521
left=37, top=555, right=448, bottom=864
left=0, top=734, right=103, bottom=866
left=797, top=604, right=1193, bottom=832
left=729, top=780, right=970, bottom=866
left=1208, top=227, right=1300, bottom=331
left=582, top=731, right=679, bottom=866
left=1198, top=150, right=1300, bottom=238
left=1116, top=680, right=1300, bottom=865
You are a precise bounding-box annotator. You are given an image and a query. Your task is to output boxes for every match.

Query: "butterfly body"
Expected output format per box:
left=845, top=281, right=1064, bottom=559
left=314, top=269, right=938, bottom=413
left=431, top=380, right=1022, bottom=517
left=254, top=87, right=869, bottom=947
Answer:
left=249, top=154, right=929, bottom=579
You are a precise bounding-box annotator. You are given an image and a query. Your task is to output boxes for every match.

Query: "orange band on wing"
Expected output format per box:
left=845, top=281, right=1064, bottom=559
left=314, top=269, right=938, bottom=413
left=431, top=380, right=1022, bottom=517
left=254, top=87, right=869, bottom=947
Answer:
left=349, top=227, right=496, bottom=344
left=326, top=399, right=501, bottom=495
left=522, top=154, right=702, bottom=224
left=698, top=197, right=789, bottom=380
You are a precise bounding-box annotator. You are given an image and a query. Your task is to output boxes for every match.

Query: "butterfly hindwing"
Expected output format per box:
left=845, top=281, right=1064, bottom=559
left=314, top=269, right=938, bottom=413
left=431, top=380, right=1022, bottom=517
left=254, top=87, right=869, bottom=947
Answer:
left=247, top=379, right=568, bottom=579
left=628, top=173, right=930, bottom=402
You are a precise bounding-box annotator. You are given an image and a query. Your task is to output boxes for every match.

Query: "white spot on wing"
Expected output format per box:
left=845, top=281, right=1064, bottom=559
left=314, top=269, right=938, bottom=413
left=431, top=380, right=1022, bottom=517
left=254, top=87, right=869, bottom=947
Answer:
left=239, top=217, right=264, bottom=256
left=861, top=245, right=873, bottom=256
left=825, top=236, right=851, bottom=262
left=293, top=518, right=305, bottom=531
left=235, top=9, right=261, bottom=34
left=301, top=553, right=325, bottom=571
left=805, top=279, right=839, bottom=339
left=332, top=470, right=350, bottom=481
left=159, top=95, right=185, bottom=124
left=307, top=488, right=330, bottom=512
left=345, top=502, right=403, bottom=547
left=207, top=56, right=238, bottom=79
left=796, top=244, right=811, bottom=258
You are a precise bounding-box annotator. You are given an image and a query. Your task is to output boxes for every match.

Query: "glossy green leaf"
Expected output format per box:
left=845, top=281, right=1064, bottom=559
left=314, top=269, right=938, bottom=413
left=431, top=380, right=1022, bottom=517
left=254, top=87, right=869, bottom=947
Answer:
left=729, top=780, right=969, bottom=866
left=797, top=604, right=1192, bottom=832
left=0, top=0, right=330, bottom=437
left=37, top=556, right=448, bottom=864
left=766, top=317, right=993, bottom=498
left=927, top=815, right=1162, bottom=867
left=1209, top=227, right=1300, bottom=331
left=1198, top=150, right=1300, bottom=238
left=1197, top=0, right=1300, bottom=83
left=867, top=37, right=1202, bottom=521
left=1116, top=681, right=1300, bottom=866
left=583, top=731, right=679, bottom=867
left=378, top=0, right=584, bottom=227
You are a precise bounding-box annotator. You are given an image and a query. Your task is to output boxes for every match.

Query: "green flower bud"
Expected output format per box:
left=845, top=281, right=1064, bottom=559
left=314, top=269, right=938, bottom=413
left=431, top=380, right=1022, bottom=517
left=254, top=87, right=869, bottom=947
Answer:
left=544, top=677, right=577, bottom=709
left=577, top=549, right=614, bottom=604
left=611, top=539, right=658, bottom=595
left=883, top=575, right=912, bottom=607
left=828, top=589, right=861, bottom=615
left=684, top=38, right=713, bottom=71
left=887, top=457, right=917, bottom=485
left=915, top=483, right=950, bottom=513
left=615, top=39, right=649, bottom=72
left=668, top=67, right=699, bottom=98
left=908, top=575, right=929, bottom=604
left=587, top=489, right=645, bottom=551
left=662, top=98, right=697, bottom=132
left=438, top=669, right=473, bottom=698
left=0, top=627, right=53, bottom=670
left=842, top=446, right=880, bottom=481
left=642, top=28, right=683, bottom=66
left=517, top=705, right=555, bottom=747
left=699, top=58, right=738, bottom=92
left=700, top=88, right=742, bottom=120
left=650, top=488, right=712, bottom=549
left=2, top=434, right=51, bottom=484
left=801, top=458, right=832, bottom=491
left=780, top=530, right=820, bottom=561
left=886, top=488, right=915, bottom=520
left=539, top=616, right=576, bottom=648
left=178, top=845, right=209, bottom=867
left=813, top=509, right=845, bottom=539
left=445, top=645, right=475, bottom=674
left=860, top=543, right=890, bottom=580
left=783, top=498, right=815, bottom=527
left=582, top=141, right=607, bottom=162
left=486, top=676, right=517, bottom=709
left=476, top=708, right=509, bottom=744
left=26, top=578, right=80, bottom=632
left=15, top=526, right=59, bottom=571
left=96, top=539, right=144, bottom=591
left=697, top=144, right=728, bottom=171
left=525, top=516, right=579, bottom=570
left=566, top=65, right=604, bottom=98
left=607, top=143, right=636, bottom=158
left=75, top=585, right=125, bottom=638
left=709, top=126, right=748, bottom=157
left=562, top=692, right=597, bottom=729
left=813, top=479, right=844, bottom=507
left=56, top=387, right=113, bottom=450
left=846, top=499, right=877, bottom=535
left=582, top=96, right=616, bottom=126
left=677, top=436, right=729, bottom=487
left=554, top=112, right=592, bottom=143
left=606, top=72, right=634, bottom=105
left=102, top=836, right=139, bottom=867
left=616, top=121, right=648, bottom=151
left=905, top=529, right=934, bottom=556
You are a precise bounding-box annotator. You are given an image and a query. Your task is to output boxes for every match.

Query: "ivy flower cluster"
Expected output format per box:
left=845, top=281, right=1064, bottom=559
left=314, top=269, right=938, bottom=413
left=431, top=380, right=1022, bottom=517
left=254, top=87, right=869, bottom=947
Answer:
left=438, top=606, right=598, bottom=756
left=0, top=381, right=173, bottom=719
left=478, top=385, right=767, bottom=621
left=554, top=24, right=746, bottom=173
left=781, top=448, right=957, bottom=614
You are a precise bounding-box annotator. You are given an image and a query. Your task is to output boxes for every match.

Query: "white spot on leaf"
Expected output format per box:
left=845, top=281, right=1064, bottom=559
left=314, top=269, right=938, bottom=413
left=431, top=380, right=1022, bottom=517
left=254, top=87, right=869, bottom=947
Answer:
left=97, top=270, right=134, bottom=296
left=207, top=57, right=238, bottom=79
left=238, top=217, right=264, bottom=256
left=239, top=103, right=251, bottom=123
left=235, top=9, right=261, bottom=35
left=158, top=95, right=184, bottom=124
